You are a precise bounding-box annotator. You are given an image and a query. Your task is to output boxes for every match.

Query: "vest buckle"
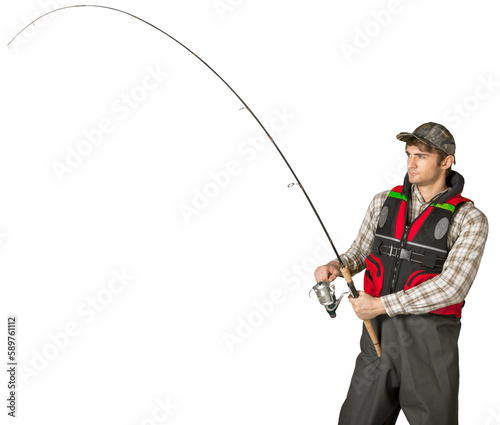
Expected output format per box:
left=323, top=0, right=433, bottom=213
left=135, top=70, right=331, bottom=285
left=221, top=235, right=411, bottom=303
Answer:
left=399, top=248, right=412, bottom=261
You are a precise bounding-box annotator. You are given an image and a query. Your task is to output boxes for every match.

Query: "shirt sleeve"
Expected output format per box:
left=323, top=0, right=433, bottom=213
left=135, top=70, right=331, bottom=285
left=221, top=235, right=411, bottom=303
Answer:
left=381, top=203, right=489, bottom=316
left=338, top=191, right=390, bottom=276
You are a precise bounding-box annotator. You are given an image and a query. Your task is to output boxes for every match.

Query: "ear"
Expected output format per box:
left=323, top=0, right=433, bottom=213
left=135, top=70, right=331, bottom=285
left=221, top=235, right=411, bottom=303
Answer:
left=441, top=155, right=454, bottom=170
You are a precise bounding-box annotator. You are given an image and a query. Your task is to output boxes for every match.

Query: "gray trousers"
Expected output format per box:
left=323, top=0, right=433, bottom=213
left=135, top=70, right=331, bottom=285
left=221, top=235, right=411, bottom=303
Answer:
left=338, top=314, right=461, bottom=425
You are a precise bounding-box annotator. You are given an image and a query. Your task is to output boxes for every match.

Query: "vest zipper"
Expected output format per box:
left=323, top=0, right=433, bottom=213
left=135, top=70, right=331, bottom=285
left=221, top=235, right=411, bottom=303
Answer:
left=388, top=198, right=434, bottom=293
left=389, top=225, right=410, bottom=293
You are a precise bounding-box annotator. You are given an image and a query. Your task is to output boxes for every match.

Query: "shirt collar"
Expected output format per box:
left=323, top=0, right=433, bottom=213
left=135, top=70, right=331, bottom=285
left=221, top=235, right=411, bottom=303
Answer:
left=411, top=184, right=451, bottom=206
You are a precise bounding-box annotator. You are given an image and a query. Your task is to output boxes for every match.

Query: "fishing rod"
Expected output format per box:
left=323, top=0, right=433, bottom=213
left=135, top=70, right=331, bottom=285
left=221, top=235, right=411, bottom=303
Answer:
left=7, top=4, right=380, bottom=356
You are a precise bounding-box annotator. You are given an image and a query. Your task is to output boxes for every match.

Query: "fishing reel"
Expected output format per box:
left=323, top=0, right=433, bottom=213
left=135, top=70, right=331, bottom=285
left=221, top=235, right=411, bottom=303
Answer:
left=309, top=280, right=349, bottom=318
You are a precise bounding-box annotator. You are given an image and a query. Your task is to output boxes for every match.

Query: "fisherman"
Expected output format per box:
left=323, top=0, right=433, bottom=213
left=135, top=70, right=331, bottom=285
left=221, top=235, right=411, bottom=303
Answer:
left=314, top=122, right=488, bottom=425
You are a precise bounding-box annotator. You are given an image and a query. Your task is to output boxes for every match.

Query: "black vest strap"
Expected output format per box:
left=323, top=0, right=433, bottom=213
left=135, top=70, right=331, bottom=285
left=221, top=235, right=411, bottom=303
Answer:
left=378, top=244, right=446, bottom=269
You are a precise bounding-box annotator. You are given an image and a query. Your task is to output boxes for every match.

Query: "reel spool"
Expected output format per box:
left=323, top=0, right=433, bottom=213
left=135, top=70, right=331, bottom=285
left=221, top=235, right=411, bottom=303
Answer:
left=309, top=281, right=349, bottom=318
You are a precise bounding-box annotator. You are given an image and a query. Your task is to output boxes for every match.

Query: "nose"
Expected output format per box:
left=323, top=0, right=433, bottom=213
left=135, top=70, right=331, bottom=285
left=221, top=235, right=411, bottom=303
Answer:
left=407, top=155, right=417, bottom=169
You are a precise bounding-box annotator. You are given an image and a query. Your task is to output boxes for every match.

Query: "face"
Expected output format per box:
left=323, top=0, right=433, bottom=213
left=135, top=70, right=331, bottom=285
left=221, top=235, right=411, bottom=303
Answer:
left=405, top=145, right=447, bottom=187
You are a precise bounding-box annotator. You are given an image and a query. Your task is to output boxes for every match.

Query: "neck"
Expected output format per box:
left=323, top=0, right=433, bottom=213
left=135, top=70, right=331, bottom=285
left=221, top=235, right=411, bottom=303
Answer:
left=416, top=180, right=448, bottom=202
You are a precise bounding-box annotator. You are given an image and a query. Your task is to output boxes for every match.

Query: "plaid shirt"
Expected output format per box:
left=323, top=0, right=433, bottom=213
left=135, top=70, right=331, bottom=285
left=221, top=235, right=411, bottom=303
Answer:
left=339, top=184, right=489, bottom=316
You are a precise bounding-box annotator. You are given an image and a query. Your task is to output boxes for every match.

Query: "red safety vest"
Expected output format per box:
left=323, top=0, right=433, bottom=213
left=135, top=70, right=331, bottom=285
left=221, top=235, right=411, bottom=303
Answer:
left=364, top=172, right=472, bottom=318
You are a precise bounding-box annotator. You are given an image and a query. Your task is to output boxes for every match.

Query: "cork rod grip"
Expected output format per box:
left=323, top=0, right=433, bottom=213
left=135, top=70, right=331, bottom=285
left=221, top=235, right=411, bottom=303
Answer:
left=340, top=266, right=358, bottom=297
left=364, top=319, right=381, bottom=357
left=340, top=265, right=381, bottom=357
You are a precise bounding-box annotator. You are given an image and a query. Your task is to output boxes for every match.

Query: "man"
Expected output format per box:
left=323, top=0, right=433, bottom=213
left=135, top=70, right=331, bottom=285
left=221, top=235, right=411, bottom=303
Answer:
left=314, top=122, right=488, bottom=425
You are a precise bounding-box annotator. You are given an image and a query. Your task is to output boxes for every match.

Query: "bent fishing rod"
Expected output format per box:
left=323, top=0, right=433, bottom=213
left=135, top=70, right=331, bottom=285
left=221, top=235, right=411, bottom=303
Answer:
left=8, top=4, right=381, bottom=356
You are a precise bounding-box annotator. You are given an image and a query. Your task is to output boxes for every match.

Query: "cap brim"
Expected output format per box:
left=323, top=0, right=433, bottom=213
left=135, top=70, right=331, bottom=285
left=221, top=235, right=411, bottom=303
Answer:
left=396, top=132, right=431, bottom=146
left=396, top=132, right=456, bottom=164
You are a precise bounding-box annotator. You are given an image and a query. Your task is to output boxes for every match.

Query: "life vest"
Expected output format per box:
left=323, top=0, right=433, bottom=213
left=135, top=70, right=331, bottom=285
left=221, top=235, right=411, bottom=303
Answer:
left=364, top=171, right=472, bottom=318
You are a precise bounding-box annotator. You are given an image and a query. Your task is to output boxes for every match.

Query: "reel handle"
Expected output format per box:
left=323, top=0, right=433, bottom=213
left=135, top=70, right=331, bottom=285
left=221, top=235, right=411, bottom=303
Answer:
left=340, top=265, right=381, bottom=357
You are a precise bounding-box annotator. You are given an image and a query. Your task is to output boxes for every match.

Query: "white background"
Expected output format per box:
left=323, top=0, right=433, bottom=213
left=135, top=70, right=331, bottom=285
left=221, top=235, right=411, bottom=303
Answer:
left=1, top=1, right=498, bottom=424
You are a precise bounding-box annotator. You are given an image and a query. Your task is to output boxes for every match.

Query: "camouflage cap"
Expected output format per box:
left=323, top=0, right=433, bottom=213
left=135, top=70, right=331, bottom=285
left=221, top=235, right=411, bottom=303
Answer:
left=396, top=122, right=456, bottom=163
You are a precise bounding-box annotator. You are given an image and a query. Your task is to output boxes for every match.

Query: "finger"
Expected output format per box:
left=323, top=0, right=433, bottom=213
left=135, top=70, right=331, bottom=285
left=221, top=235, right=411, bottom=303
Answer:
left=314, top=268, right=327, bottom=283
left=315, top=273, right=327, bottom=283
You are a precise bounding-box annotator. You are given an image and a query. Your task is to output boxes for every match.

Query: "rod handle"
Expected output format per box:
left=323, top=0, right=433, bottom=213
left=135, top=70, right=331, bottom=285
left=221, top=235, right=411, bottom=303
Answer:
left=363, top=320, right=381, bottom=357
left=340, top=265, right=358, bottom=298
left=340, top=265, right=381, bottom=357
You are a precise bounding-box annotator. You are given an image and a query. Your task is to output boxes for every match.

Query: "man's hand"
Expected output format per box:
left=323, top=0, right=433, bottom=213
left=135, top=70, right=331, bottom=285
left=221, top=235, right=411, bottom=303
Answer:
left=314, top=261, right=341, bottom=283
left=349, top=291, right=386, bottom=320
